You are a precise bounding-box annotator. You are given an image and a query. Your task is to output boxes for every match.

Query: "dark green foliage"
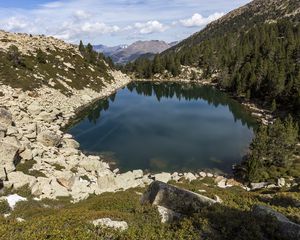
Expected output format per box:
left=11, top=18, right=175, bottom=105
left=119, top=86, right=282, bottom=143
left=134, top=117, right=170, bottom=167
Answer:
left=126, top=20, right=300, bottom=116
left=239, top=116, right=299, bottom=182
left=36, top=49, right=47, bottom=64
left=7, top=45, right=25, bottom=67
left=0, top=201, right=11, bottom=214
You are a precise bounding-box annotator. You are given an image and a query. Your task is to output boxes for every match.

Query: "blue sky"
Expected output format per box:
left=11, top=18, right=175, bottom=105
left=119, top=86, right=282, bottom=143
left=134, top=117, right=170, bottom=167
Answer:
left=0, top=0, right=251, bottom=46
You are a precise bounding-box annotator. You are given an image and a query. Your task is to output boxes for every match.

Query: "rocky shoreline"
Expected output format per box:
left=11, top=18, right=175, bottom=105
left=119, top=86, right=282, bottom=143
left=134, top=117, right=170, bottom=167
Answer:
left=0, top=72, right=236, bottom=203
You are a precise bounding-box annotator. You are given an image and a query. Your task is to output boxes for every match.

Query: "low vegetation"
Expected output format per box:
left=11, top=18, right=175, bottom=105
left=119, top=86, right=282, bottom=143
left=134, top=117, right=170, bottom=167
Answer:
left=0, top=180, right=299, bottom=240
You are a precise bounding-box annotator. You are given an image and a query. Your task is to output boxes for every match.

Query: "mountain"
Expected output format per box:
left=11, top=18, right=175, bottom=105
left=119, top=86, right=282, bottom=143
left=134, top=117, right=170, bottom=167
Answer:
left=93, top=44, right=128, bottom=55
left=94, top=40, right=175, bottom=64
left=167, top=0, right=300, bottom=52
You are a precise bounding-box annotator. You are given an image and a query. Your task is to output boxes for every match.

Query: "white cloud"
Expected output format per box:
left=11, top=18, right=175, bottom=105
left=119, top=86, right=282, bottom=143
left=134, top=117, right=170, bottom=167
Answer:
left=40, top=1, right=63, bottom=9
left=73, top=10, right=91, bottom=20
left=81, top=22, right=120, bottom=34
left=1, top=17, right=29, bottom=32
left=134, top=21, right=168, bottom=34
left=0, top=0, right=249, bottom=45
left=180, top=12, right=224, bottom=27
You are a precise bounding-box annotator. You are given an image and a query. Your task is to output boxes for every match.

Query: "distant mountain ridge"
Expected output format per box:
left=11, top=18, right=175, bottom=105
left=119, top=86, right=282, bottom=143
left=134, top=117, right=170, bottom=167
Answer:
left=94, top=40, right=177, bottom=64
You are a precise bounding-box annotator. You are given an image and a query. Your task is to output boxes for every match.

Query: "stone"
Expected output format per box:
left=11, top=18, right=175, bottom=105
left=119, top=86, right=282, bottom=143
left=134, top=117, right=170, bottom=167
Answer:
left=0, top=142, right=20, bottom=180
left=37, top=131, right=61, bottom=147
left=253, top=205, right=300, bottom=240
left=277, top=178, right=285, bottom=187
left=157, top=205, right=181, bottom=223
left=199, top=172, right=207, bottom=178
left=92, top=218, right=128, bottom=231
left=207, top=173, right=213, bottom=178
left=141, top=181, right=217, bottom=214
left=214, top=195, right=223, bottom=203
left=153, top=173, right=171, bottom=183
left=50, top=179, right=70, bottom=198
left=31, top=177, right=51, bottom=196
left=97, top=174, right=117, bottom=192
left=115, top=171, right=144, bottom=190
left=63, top=138, right=80, bottom=149
left=171, top=172, right=181, bottom=182
left=37, top=112, right=56, bottom=122
left=250, top=182, right=269, bottom=190
left=7, top=171, right=36, bottom=189
left=27, top=102, right=43, bottom=115
left=184, top=172, right=197, bottom=182
left=0, top=108, right=13, bottom=128
left=57, top=176, right=75, bottom=190
left=70, top=178, right=91, bottom=202
left=19, top=148, right=33, bottom=160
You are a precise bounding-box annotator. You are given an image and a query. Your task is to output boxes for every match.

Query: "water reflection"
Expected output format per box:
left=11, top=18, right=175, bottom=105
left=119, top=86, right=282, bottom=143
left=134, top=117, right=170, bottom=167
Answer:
left=69, top=82, right=256, bottom=173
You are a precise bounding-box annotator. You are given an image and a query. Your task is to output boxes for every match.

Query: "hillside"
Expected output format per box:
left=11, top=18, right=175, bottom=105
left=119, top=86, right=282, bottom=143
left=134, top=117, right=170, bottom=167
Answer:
left=127, top=0, right=300, bottom=113
left=0, top=30, right=116, bottom=94
left=95, top=40, right=174, bottom=64
left=168, top=0, right=300, bottom=51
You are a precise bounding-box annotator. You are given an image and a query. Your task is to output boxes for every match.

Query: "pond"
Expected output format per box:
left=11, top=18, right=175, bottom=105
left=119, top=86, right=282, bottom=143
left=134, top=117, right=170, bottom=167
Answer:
left=68, top=82, right=257, bottom=173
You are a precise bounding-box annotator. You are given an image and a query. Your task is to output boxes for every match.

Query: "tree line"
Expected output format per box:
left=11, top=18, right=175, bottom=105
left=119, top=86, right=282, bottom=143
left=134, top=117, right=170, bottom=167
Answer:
left=124, top=20, right=300, bottom=116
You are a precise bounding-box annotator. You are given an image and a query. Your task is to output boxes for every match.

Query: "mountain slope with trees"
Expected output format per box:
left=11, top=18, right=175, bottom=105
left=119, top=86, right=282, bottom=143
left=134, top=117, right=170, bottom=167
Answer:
left=126, top=0, right=300, bottom=114
left=0, top=31, right=118, bottom=94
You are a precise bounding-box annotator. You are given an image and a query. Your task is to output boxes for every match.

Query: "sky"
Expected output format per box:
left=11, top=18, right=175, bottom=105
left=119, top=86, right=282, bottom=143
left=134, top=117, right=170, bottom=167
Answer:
left=0, top=0, right=251, bottom=46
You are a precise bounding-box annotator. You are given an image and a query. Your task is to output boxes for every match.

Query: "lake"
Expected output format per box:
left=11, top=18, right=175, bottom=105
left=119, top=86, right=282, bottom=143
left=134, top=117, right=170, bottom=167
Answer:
left=68, top=82, right=256, bottom=173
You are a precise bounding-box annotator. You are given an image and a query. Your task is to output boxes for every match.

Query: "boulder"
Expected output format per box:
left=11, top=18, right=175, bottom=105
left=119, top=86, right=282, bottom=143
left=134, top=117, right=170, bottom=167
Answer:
left=0, top=108, right=12, bottom=128
left=70, top=178, right=92, bottom=202
left=114, top=171, right=144, bottom=190
left=277, top=178, right=285, bottom=187
left=37, top=131, right=61, bottom=147
left=57, top=175, right=75, bottom=190
left=19, top=148, right=33, bottom=161
left=153, top=173, right=171, bottom=183
left=27, top=102, right=43, bottom=115
left=157, top=205, right=181, bottom=223
left=92, top=218, right=128, bottom=231
left=37, top=112, right=56, bottom=122
left=0, top=142, right=20, bottom=180
left=7, top=171, right=36, bottom=189
left=250, top=182, right=269, bottom=190
left=62, top=138, right=80, bottom=149
left=253, top=205, right=300, bottom=239
left=50, top=179, right=70, bottom=198
left=141, top=181, right=217, bottom=214
left=97, top=174, right=117, bottom=192
left=184, top=172, right=197, bottom=182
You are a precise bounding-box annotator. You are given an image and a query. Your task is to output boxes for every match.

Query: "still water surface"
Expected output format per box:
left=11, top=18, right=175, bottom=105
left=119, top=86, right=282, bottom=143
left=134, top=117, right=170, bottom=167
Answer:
left=68, top=82, right=256, bottom=173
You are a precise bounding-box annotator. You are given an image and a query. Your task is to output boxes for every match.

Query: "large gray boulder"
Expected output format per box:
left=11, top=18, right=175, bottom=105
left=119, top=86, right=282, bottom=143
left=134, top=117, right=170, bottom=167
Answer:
left=253, top=205, right=300, bottom=239
left=37, top=130, right=61, bottom=147
left=141, top=181, right=217, bottom=215
left=0, top=108, right=13, bottom=128
left=0, top=108, right=13, bottom=138
left=0, top=142, right=20, bottom=180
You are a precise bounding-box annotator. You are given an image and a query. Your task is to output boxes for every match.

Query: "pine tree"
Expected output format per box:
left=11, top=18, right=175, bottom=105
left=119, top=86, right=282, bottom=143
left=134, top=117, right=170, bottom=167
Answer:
left=79, top=40, right=85, bottom=54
